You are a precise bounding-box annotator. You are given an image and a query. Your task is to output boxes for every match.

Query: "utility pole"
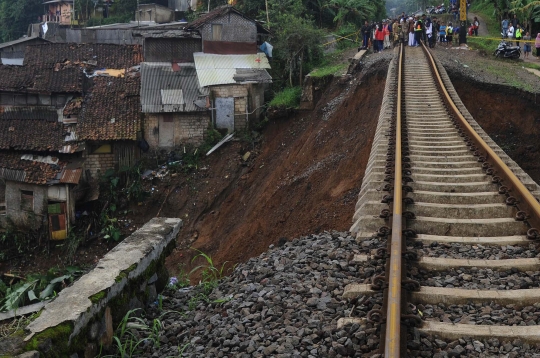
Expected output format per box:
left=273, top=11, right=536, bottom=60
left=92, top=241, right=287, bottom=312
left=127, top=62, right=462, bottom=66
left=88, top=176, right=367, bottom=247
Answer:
left=459, top=0, right=467, bottom=44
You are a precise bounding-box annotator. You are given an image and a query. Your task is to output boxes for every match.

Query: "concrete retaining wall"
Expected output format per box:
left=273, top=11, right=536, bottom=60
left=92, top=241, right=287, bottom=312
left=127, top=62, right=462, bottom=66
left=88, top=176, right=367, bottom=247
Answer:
left=23, top=217, right=182, bottom=357
left=350, top=51, right=398, bottom=240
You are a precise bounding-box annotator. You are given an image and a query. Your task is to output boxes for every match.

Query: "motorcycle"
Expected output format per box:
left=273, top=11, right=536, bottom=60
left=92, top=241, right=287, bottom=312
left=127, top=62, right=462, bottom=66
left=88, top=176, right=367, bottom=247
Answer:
left=493, top=39, right=521, bottom=59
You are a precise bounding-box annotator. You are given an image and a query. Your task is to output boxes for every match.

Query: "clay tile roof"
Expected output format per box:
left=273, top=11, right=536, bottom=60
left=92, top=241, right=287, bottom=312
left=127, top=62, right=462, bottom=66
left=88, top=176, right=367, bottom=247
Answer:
left=0, top=44, right=143, bottom=94
left=24, top=43, right=143, bottom=68
left=0, top=107, right=64, bottom=151
left=77, top=76, right=141, bottom=141
left=0, top=152, right=65, bottom=185
left=0, top=65, right=35, bottom=92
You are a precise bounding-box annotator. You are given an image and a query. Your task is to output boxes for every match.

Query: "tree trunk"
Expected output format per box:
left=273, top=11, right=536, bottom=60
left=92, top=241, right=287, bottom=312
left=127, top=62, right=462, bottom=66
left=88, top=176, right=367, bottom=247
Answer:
left=299, top=51, right=303, bottom=87
left=289, top=59, right=293, bottom=87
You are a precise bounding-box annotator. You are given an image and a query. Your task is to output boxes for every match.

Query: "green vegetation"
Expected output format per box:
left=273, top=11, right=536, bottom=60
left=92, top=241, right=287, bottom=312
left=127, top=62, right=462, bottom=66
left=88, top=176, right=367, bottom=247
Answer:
left=311, top=63, right=348, bottom=77
left=467, top=36, right=500, bottom=51
left=269, top=87, right=302, bottom=108
left=0, top=267, right=81, bottom=313
left=482, top=63, right=536, bottom=91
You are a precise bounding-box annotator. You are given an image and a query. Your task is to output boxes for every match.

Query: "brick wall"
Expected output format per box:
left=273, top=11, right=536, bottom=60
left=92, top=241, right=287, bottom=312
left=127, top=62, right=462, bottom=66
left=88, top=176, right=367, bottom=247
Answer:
left=143, top=112, right=210, bottom=149
left=83, top=152, right=116, bottom=178
left=200, top=13, right=257, bottom=42
left=3, top=181, right=47, bottom=229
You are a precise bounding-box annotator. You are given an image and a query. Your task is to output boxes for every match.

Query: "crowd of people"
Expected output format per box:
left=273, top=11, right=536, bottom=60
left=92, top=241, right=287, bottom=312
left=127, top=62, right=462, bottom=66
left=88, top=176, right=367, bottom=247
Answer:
left=359, top=12, right=540, bottom=60
left=500, top=14, right=540, bottom=59
left=359, top=13, right=464, bottom=53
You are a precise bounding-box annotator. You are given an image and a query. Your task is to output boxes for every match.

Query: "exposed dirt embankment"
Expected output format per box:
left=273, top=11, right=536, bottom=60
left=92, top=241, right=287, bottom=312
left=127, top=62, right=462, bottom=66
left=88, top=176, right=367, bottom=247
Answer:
left=162, top=58, right=390, bottom=275
left=448, top=74, right=540, bottom=183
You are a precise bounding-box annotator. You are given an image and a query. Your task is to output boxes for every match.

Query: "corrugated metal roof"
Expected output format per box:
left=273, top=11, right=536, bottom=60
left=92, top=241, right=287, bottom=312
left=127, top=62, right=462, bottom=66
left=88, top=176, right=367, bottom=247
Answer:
left=60, top=168, right=82, bottom=184
left=0, top=167, right=25, bottom=182
left=193, top=52, right=271, bottom=87
left=233, top=68, right=272, bottom=83
left=161, top=89, right=184, bottom=105
left=141, top=62, right=205, bottom=113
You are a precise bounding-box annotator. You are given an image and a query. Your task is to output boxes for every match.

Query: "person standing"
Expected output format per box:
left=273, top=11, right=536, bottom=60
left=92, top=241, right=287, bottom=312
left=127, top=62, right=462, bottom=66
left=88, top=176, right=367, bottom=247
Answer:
left=511, top=14, right=519, bottom=30
left=501, top=17, right=509, bottom=38
left=473, top=16, right=479, bottom=36
left=439, top=21, right=447, bottom=45
left=425, top=19, right=434, bottom=48
left=408, top=18, right=416, bottom=46
left=523, top=31, right=531, bottom=58
left=414, top=16, right=423, bottom=46
left=536, top=33, right=540, bottom=58
left=392, top=19, right=399, bottom=47
left=361, top=21, right=371, bottom=49
left=383, top=20, right=391, bottom=49
left=515, top=24, right=523, bottom=47
left=446, top=22, right=453, bottom=47
left=507, top=23, right=515, bottom=45
left=375, top=22, right=385, bottom=52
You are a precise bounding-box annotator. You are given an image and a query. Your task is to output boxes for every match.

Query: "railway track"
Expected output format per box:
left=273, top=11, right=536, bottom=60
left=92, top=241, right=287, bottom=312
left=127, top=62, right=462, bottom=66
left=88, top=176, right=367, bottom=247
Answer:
left=343, top=44, right=540, bottom=357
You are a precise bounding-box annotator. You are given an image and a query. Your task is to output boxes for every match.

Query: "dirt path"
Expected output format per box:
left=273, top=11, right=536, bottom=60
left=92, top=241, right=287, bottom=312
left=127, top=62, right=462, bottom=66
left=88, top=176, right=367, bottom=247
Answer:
left=468, top=12, right=489, bottom=36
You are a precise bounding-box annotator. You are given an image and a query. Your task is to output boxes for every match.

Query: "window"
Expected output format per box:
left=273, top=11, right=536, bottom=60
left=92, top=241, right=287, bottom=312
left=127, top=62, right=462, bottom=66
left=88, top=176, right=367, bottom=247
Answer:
left=212, top=24, right=222, bottom=41
left=21, top=190, right=34, bottom=212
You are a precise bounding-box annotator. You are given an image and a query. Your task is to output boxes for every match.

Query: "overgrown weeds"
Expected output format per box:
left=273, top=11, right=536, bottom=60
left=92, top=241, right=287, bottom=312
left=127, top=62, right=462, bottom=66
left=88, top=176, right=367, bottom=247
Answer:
left=269, top=87, right=302, bottom=108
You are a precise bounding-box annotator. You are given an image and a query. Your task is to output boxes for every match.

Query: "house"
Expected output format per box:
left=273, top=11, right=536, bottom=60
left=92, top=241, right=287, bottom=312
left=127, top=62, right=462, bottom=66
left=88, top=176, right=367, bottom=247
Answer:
left=0, top=42, right=143, bottom=237
left=0, top=37, right=49, bottom=65
left=139, top=30, right=209, bottom=148
left=185, top=6, right=271, bottom=133
left=42, top=0, right=75, bottom=24
left=135, top=3, right=175, bottom=23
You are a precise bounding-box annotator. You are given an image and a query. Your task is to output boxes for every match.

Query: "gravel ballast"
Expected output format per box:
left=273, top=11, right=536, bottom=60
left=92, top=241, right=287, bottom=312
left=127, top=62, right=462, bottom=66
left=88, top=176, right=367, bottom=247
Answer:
left=411, top=241, right=540, bottom=260
left=410, top=266, right=540, bottom=290
left=136, top=232, right=385, bottom=358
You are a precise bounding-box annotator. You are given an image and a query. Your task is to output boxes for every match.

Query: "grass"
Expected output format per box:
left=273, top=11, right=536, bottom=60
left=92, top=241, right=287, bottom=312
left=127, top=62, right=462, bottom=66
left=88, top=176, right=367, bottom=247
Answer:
left=522, top=62, right=540, bottom=70
left=268, top=87, right=302, bottom=108
left=310, top=63, right=348, bottom=78
left=482, top=63, right=536, bottom=92
left=467, top=36, right=500, bottom=52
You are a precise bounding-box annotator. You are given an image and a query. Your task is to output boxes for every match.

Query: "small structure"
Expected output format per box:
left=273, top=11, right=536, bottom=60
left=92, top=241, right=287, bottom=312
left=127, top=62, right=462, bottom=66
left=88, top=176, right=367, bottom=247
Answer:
left=193, top=52, right=270, bottom=132
left=185, top=6, right=272, bottom=133
left=42, top=0, right=75, bottom=24
left=185, top=5, right=270, bottom=55
left=0, top=37, right=49, bottom=65
left=135, top=3, right=174, bottom=23
left=139, top=29, right=209, bottom=148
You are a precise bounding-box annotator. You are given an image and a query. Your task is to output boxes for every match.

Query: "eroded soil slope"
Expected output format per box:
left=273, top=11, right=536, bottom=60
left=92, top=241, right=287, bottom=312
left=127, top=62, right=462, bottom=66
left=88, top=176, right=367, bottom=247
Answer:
left=450, top=76, right=540, bottom=182
left=162, top=59, right=390, bottom=275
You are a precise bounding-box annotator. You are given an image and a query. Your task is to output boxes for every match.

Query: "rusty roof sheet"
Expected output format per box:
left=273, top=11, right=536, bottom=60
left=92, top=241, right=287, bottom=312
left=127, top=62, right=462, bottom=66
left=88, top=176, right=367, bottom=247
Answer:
left=77, top=76, right=141, bottom=141
left=60, top=168, right=82, bottom=184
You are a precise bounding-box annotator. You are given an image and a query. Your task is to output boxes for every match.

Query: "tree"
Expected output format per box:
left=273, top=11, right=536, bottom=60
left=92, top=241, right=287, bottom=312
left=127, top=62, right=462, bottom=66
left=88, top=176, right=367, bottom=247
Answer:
left=326, top=0, right=376, bottom=27
left=273, top=13, right=323, bottom=86
left=0, top=0, right=42, bottom=42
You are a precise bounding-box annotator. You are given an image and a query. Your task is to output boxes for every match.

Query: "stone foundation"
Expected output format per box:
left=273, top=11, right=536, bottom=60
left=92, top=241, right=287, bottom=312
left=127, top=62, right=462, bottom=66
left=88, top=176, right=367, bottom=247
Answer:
left=23, top=217, right=182, bottom=357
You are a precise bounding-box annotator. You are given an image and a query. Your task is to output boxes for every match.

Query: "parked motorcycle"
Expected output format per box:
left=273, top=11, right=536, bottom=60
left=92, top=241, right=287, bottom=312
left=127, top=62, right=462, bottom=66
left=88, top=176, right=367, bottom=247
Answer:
left=493, top=40, right=521, bottom=59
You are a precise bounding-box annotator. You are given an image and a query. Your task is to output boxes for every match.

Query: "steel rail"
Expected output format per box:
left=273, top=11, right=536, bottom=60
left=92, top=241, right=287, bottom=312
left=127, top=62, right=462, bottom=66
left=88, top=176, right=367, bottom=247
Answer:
left=421, top=43, right=540, bottom=233
left=384, top=42, right=404, bottom=358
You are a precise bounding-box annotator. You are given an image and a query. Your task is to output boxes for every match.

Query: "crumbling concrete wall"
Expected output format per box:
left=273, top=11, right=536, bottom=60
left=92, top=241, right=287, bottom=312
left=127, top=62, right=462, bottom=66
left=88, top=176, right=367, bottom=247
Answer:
left=23, top=217, right=182, bottom=357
